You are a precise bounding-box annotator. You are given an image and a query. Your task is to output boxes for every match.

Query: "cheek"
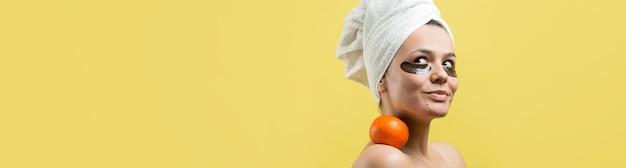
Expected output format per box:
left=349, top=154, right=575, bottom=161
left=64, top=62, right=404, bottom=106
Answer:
left=391, top=74, right=428, bottom=98
left=449, top=78, right=459, bottom=94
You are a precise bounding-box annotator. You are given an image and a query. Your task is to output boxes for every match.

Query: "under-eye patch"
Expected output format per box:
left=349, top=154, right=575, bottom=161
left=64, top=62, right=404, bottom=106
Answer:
left=401, top=62, right=431, bottom=75
left=444, top=66, right=457, bottom=77
left=401, top=61, right=458, bottom=77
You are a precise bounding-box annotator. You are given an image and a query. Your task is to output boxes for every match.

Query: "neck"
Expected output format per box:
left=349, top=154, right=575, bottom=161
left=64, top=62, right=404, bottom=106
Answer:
left=400, top=117, right=432, bottom=157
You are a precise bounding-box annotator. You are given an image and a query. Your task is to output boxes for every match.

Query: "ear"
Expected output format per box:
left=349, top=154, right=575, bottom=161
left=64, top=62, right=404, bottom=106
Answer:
left=377, top=76, right=388, bottom=94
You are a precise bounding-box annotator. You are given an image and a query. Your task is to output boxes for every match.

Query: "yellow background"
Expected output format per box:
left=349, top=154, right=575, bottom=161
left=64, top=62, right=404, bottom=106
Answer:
left=1, top=0, right=625, bottom=167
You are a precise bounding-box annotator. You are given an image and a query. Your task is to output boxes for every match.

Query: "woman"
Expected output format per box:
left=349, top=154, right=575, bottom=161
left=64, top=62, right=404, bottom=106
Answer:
left=337, top=0, right=465, bottom=167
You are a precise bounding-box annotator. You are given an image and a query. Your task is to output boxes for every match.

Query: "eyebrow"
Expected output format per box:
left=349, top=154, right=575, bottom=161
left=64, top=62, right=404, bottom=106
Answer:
left=410, top=49, right=456, bottom=57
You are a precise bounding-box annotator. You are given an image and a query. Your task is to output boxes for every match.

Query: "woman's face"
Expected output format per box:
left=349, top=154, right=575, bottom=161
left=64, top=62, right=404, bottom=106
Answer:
left=378, top=24, right=458, bottom=119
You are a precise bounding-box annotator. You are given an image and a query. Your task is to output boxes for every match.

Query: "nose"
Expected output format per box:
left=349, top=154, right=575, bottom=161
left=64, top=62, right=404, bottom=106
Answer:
left=430, top=64, right=448, bottom=84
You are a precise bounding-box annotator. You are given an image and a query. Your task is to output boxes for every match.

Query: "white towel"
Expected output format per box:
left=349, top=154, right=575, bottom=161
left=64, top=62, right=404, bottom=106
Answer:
left=337, top=0, right=454, bottom=101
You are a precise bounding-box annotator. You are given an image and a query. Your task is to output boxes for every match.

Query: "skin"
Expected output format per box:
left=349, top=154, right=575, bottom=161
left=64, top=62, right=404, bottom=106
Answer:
left=352, top=24, right=465, bottom=168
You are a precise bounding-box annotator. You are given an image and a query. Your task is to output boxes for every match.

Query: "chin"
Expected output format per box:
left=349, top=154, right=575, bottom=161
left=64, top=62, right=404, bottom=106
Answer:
left=425, top=104, right=450, bottom=118
left=429, top=110, right=449, bottom=118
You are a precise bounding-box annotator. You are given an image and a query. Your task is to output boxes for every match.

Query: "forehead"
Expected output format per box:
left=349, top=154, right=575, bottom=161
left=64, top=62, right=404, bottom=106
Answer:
left=396, top=25, right=454, bottom=58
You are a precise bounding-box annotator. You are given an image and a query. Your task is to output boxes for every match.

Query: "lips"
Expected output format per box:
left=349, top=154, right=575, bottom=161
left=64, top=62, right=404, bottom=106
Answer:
left=424, top=90, right=449, bottom=102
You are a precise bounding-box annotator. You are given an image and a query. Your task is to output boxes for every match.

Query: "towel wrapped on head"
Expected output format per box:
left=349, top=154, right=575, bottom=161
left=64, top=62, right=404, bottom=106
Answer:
left=336, top=0, right=454, bottom=101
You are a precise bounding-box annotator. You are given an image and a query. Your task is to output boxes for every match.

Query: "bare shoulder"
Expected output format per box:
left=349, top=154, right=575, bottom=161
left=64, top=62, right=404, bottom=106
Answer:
left=352, top=144, right=410, bottom=168
left=429, top=142, right=466, bottom=168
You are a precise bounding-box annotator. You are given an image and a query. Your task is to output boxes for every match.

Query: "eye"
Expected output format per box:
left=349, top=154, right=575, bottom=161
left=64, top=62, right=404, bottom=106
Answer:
left=443, top=60, right=454, bottom=68
left=416, top=57, right=428, bottom=64
left=443, top=60, right=457, bottom=77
